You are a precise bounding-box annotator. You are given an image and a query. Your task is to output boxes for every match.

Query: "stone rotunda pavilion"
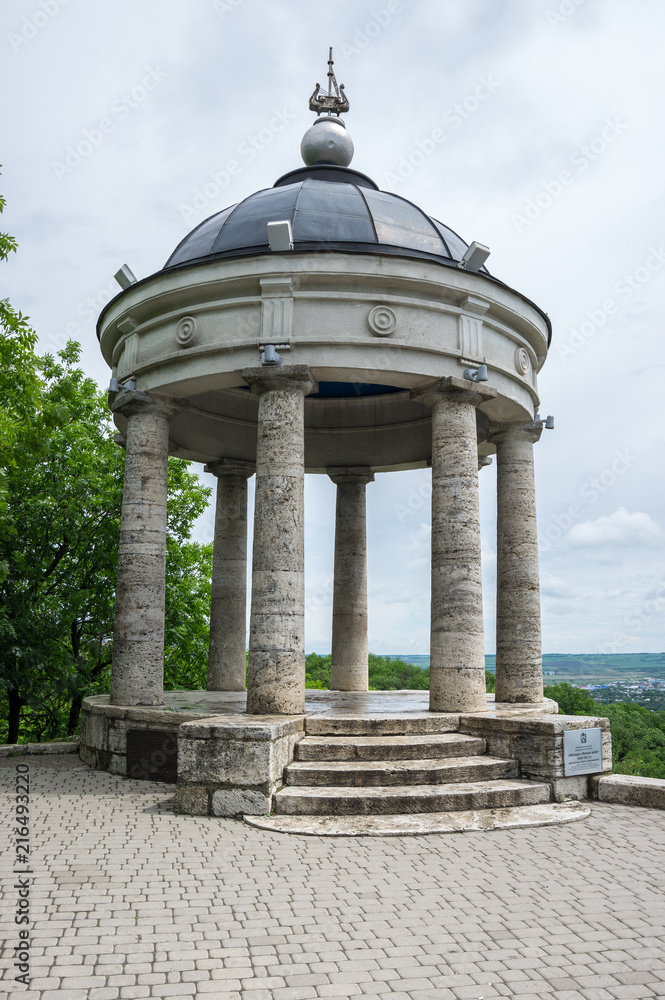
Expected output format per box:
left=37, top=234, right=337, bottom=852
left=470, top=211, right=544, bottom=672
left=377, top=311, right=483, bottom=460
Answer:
left=82, top=56, right=611, bottom=828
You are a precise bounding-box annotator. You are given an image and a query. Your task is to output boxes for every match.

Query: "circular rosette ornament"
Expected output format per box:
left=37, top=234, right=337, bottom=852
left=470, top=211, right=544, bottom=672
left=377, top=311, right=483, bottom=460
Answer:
left=175, top=316, right=197, bottom=347
left=515, top=346, right=531, bottom=375
left=367, top=306, right=397, bottom=337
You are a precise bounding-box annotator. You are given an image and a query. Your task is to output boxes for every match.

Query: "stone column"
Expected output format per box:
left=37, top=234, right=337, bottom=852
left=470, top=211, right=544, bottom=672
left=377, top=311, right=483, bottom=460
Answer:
left=412, top=377, right=496, bottom=713
left=327, top=467, right=375, bottom=691
left=205, top=459, right=255, bottom=691
left=241, top=365, right=316, bottom=715
left=490, top=421, right=544, bottom=703
left=110, top=390, right=185, bottom=706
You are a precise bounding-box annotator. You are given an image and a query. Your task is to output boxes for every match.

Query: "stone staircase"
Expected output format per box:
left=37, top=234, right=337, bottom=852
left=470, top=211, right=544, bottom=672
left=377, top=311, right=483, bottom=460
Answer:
left=275, top=715, right=549, bottom=817
left=243, top=714, right=589, bottom=835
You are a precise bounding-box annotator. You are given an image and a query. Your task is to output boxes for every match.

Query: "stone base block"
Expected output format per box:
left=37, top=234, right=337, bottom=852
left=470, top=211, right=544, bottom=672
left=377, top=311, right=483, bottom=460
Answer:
left=591, top=773, right=665, bottom=809
left=213, top=789, right=271, bottom=816
left=551, top=776, right=590, bottom=802
left=174, top=785, right=210, bottom=816
left=459, top=712, right=612, bottom=799
left=175, top=715, right=305, bottom=816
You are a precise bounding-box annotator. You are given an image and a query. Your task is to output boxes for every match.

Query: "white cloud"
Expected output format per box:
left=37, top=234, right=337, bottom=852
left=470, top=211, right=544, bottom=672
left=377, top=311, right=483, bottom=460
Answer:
left=540, top=573, right=573, bottom=599
left=401, top=521, right=431, bottom=572
left=566, top=508, right=663, bottom=548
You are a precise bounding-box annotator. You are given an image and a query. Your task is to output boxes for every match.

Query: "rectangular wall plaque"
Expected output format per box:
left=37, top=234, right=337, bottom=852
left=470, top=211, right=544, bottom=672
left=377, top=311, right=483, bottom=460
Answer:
left=563, top=727, right=603, bottom=776
left=126, top=729, right=178, bottom=783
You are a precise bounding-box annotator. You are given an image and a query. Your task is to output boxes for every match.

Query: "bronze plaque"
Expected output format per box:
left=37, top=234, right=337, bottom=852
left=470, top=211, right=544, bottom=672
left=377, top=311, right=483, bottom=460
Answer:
left=126, top=729, right=178, bottom=783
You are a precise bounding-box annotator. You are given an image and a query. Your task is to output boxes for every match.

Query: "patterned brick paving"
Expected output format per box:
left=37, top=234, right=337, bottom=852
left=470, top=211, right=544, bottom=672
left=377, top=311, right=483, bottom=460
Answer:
left=1, top=755, right=664, bottom=1000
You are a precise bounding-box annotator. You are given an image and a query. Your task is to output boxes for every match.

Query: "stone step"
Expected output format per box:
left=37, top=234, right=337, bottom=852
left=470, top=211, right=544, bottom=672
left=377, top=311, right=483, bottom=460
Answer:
left=246, top=801, right=590, bottom=836
left=286, top=755, right=518, bottom=787
left=304, top=714, right=460, bottom=737
left=295, top=732, right=486, bottom=762
left=274, top=778, right=550, bottom=816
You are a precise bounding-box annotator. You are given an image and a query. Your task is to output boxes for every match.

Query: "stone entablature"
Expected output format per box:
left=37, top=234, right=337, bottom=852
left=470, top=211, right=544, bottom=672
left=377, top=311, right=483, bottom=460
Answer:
left=98, top=253, right=548, bottom=471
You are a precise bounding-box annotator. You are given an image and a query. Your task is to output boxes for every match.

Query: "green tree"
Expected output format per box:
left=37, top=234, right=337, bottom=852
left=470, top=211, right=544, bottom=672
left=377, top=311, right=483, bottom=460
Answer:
left=164, top=537, right=214, bottom=691
left=0, top=338, right=212, bottom=743
left=368, top=653, right=429, bottom=690
left=543, top=682, right=600, bottom=716
left=0, top=178, right=42, bottom=529
left=305, top=653, right=331, bottom=689
left=304, top=653, right=431, bottom=691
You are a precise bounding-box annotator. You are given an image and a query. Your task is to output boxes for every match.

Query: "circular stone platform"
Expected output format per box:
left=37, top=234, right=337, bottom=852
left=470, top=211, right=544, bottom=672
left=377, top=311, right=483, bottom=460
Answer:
left=79, top=690, right=559, bottom=778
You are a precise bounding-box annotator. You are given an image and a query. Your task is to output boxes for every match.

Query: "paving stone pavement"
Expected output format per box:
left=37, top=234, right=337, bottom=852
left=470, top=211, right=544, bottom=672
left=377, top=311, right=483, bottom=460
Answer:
left=1, top=754, right=664, bottom=1000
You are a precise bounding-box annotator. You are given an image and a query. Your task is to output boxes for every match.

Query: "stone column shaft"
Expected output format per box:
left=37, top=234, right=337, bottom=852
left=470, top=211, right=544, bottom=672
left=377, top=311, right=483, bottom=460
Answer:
left=206, top=459, right=255, bottom=692
left=110, top=391, right=184, bottom=706
left=493, top=421, right=544, bottom=703
left=413, top=377, right=496, bottom=713
left=328, top=467, right=375, bottom=691
left=242, top=366, right=316, bottom=715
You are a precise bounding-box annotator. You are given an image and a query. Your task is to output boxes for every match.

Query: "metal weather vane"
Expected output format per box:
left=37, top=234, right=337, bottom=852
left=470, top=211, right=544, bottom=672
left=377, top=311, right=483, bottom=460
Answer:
left=308, top=47, right=350, bottom=117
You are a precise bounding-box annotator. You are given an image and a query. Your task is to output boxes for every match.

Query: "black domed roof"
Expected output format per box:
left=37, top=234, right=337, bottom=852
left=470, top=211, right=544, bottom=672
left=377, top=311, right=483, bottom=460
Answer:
left=164, top=164, right=487, bottom=273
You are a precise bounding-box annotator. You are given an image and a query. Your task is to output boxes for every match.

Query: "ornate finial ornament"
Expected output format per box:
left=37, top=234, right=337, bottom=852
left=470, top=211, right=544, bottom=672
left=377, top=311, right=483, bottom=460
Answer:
left=308, top=47, right=350, bottom=117
left=301, top=48, right=354, bottom=166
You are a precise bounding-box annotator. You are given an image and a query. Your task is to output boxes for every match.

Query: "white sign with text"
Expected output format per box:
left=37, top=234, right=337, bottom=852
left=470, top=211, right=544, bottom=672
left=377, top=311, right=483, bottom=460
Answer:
left=563, top=727, right=603, bottom=776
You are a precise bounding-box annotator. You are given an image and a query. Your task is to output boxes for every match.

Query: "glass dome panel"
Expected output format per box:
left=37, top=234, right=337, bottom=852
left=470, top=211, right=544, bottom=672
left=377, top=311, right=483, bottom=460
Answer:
left=212, top=184, right=301, bottom=252
left=362, top=189, right=444, bottom=253
left=293, top=179, right=375, bottom=242
left=165, top=204, right=237, bottom=267
left=430, top=219, right=469, bottom=262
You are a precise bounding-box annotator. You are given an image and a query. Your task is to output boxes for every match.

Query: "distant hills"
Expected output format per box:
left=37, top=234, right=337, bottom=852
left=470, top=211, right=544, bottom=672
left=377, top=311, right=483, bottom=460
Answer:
left=381, top=652, right=665, bottom=685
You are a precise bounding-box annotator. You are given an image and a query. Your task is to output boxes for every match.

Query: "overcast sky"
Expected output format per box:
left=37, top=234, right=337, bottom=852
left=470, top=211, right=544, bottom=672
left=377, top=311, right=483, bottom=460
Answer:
left=3, top=0, right=665, bottom=657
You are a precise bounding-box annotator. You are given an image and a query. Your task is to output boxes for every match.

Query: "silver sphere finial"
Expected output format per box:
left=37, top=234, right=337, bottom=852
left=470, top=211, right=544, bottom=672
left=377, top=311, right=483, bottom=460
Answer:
left=301, top=117, right=354, bottom=167
left=301, top=48, right=354, bottom=167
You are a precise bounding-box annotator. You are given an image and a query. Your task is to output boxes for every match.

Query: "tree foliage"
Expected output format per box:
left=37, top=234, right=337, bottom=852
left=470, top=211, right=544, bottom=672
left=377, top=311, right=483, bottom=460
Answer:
left=367, top=653, right=429, bottom=690
left=306, top=653, right=431, bottom=690
left=164, top=538, right=213, bottom=691
left=0, top=181, right=43, bottom=518
left=306, top=654, right=497, bottom=694
left=0, top=325, right=212, bottom=741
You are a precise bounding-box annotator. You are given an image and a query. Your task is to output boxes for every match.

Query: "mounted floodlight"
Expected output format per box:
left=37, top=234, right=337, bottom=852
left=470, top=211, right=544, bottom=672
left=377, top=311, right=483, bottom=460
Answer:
left=261, top=344, right=283, bottom=366
left=463, top=364, right=488, bottom=383
left=267, top=220, right=293, bottom=251
left=121, top=378, right=136, bottom=391
left=114, top=264, right=138, bottom=289
left=108, top=377, right=120, bottom=393
left=459, top=241, right=490, bottom=272
left=545, top=415, right=554, bottom=429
